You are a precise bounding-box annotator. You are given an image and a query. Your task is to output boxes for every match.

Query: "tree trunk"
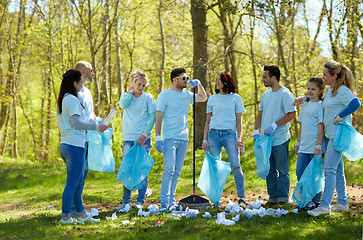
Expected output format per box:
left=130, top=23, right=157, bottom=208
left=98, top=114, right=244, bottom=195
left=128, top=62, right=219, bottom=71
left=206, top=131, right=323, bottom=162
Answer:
left=115, top=21, right=123, bottom=98
left=158, top=0, right=166, bottom=93
left=191, top=0, right=209, bottom=148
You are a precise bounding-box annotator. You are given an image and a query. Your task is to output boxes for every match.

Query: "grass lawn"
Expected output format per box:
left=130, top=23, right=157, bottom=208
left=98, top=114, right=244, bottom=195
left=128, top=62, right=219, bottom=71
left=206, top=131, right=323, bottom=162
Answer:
left=0, top=139, right=362, bottom=239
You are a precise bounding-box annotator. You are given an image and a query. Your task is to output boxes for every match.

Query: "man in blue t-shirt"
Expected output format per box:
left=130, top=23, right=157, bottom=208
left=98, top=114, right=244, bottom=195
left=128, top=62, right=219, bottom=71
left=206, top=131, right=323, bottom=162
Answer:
left=253, top=66, right=296, bottom=206
left=155, top=68, right=207, bottom=212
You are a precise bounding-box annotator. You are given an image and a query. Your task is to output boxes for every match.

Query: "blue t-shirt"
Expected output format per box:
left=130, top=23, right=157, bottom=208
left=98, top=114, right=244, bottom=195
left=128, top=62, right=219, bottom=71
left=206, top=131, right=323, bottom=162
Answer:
left=57, top=94, right=87, bottom=148
left=207, top=93, right=245, bottom=131
left=120, top=92, right=156, bottom=141
left=259, top=86, right=296, bottom=146
left=298, top=101, right=326, bottom=153
left=77, top=86, right=94, bottom=123
left=323, top=86, right=357, bottom=139
left=156, top=88, right=194, bottom=140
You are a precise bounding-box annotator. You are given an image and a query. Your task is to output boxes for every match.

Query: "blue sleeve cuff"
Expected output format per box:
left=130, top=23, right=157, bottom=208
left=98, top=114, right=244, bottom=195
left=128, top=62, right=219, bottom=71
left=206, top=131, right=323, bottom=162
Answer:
left=339, top=98, right=361, bottom=118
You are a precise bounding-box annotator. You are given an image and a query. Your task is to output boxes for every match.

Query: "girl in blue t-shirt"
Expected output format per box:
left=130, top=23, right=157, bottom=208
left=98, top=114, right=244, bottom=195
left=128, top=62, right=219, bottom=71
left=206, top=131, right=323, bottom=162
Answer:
left=202, top=72, right=247, bottom=207
left=295, top=78, right=325, bottom=210
left=57, top=69, right=107, bottom=224
left=117, top=70, right=156, bottom=210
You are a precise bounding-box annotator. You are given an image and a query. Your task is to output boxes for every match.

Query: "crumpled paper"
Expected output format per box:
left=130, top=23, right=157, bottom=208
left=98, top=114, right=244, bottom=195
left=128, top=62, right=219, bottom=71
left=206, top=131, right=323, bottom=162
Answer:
left=202, top=212, right=212, bottom=218
left=87, top=208, right=99, bottom=217
left=137, top=204, right=159, bottom=217
left=250, top=200, right=263, bottom=209
left=225, top=200, right=243, bottom=214
left=122, top=220, right=135, bottom=225
left=215, top=212, right=235, bottom=226
left=106, top=212, right=117, bottom=221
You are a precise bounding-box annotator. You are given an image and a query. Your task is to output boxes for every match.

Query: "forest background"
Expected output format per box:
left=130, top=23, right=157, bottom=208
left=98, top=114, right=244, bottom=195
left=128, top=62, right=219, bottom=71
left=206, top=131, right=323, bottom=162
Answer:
left=0, top=0, right=363, bottom=162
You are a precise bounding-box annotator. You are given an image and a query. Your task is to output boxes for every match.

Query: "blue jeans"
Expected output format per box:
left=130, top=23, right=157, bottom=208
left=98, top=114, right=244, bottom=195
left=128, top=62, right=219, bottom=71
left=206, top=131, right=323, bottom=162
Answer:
left=60, top=143, right=87, bottom=217
left=266, top=140, right=290, bottom=202
left=296, top=153, right=323, bottom=204
left=321, top=139, right=348, bottom=208
left=160, top=139, right=188, bottom=207
left=122, top=139, right=151, bottom=204
left=70, top=142, right=89, bottom=213
left=207, top=129, right=245, bottom=198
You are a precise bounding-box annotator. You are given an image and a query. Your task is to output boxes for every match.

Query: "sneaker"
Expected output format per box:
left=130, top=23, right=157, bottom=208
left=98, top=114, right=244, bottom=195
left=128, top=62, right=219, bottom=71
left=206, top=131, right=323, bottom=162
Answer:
left=278, top=199, right=293, bottom=205
left=77, top=215, right=100, bottom=223
left=115, top=203, right=127, bottom=210
left=238, top=198, right=247, bottom=208
left=307, top=206, right=330, bottom=217
left=70, top=212, right=78, bottom=218
left=331, top=203, right=349, bottom=212
left=60, top=218, right=76, bottom=225
left=160, top=204, right=169, bottom=213
left=169, top=204, right=181, bottom=211
left=132, top=202, right=143, bottom=209
left=302, top=202, right=318, bottom=211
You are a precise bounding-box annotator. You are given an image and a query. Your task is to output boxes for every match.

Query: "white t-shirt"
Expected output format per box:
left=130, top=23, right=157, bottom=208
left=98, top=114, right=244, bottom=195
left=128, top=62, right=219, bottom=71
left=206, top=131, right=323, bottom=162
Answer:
left=120, top=92, right=156, bottom=141
left=57, top=94, right=86, bottom=148
left=156, top=88, right=195, bottom=140
left=323, top=86, right=357, bottom=139
left=259, top=86, right=296, bottom=146
left=298, top=101, right=325, bottom=153
left=207, top=93, right=245, bottom=131
left=77, top=86, right=94, bottom=122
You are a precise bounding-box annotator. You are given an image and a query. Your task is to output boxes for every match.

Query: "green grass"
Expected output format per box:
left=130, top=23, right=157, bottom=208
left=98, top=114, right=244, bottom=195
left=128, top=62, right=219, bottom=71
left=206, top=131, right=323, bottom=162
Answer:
left=0, top=139, right=362, bottom=240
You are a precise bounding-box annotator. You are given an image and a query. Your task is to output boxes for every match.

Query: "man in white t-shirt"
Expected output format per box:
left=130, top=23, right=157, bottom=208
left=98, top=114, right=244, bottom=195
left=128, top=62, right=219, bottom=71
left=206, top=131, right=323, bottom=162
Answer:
left=71, top=61, right=97, bottom=215
left=253, top=66, right=296, bottom=206
left=155, top=68, right=207, bottom=212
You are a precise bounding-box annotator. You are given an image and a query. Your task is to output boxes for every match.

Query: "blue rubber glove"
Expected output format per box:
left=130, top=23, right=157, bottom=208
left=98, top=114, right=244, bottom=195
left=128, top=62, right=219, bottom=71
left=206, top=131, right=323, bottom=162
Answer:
left=264, top=122, right=278, bottom=136
left=187, top=79, right=201, bottom=88
left=155, top=135, right=164, bottom=153
left=253, top=129, right=260, bottom=142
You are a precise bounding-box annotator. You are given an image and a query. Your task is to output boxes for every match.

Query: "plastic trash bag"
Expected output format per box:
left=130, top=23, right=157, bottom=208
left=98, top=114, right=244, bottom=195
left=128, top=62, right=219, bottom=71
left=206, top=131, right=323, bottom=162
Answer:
left=116, top=143, right=154, bottom=191
left=86, top=128, right=115, bottom=172
left=334, top=121, right=363, bottom=161
left=254, top=135, right=273, bottom=180
left=197, top=151, right=231, bottom=206
left=292, top=155, right=324, bottom=208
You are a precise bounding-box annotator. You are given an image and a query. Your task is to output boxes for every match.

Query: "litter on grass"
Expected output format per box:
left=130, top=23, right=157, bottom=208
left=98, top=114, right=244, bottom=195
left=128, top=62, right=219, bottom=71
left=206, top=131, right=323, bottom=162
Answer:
left=106, top=212, right=117, bottom=221
left=122, top=220, right=135, bottom=225
left=202, top=212, right=212, bottom=218
left=88, top=208, right=99, bottom=217
left=216, top=212, right=235, bottom=226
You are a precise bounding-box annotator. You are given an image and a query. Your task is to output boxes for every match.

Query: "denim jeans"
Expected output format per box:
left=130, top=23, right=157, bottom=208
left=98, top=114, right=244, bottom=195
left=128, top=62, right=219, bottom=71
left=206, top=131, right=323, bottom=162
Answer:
left=122, top=139, right=151, bottom=204
left=266, top=139, right=290, bottom=202
left=296, top=153, right=323, bottom=204
left=160, top=139, right=188, bottom=207
left=70, top=142, right=89, bottom=213
left=207, top=129, right=245, bottom=198
left=60, top=143, right=87, bottom=217
left=321, top=139, right=348, bottom=208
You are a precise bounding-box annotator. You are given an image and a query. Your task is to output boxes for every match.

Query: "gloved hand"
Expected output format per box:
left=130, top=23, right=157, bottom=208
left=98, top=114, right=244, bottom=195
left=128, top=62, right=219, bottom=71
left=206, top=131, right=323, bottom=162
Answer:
left=333, top=114, right=345, bottom=124
left=295, top=140, right=300, bottom=155
left=202, top=140, right=208, bottom=151
left=253, top=129, right=260, bottom=142
left=264, top=122, right=278, bottom=136
left=155, top=135, right=164, bottom=153
left=314, top=144, right=322, bottom=156
left=97, top=123, right=108, bottom=133
left=137, top=132, right=148, bottom=146
left=127, top=87, right=134, bottom=94
left=187, top=79, right=201, bottom=88
left=236, top=139, right=245, bottom=154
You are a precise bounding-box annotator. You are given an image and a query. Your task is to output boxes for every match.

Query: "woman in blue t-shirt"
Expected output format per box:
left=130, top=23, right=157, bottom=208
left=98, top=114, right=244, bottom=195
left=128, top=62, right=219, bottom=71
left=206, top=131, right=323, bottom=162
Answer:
left=202, top=72, right=247, bottom=207
left=117, top=70, right=156, bottom=210
left=302, top=61, right=361, bottom=217
left=57, top=69, right=107, bottom=224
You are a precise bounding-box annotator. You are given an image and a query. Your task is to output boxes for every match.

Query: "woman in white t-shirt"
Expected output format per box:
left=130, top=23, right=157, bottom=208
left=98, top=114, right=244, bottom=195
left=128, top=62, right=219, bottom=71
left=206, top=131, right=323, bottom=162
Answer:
left=117, top=70, right=156, bottom=210
left=57, top=69, right=107, bottom=224
left=202, top=72, right=247, bottom=207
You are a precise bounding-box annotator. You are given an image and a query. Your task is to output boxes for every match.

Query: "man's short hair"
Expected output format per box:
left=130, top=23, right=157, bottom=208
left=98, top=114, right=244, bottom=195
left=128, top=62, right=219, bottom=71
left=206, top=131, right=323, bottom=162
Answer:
left=264, top=65, right=280, bottom=82
left=170, top=68, right=186, bottom=83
